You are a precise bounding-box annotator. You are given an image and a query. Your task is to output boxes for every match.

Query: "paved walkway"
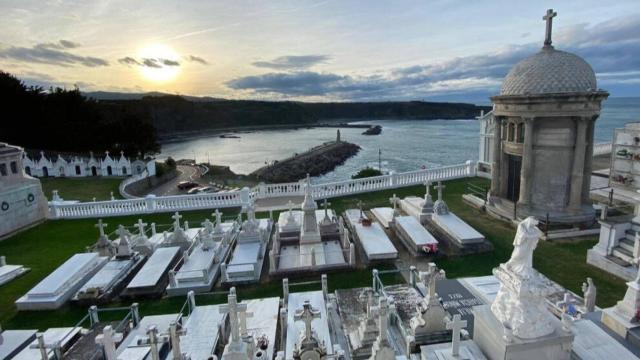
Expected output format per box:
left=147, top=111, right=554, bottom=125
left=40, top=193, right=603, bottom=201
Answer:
left=149, top=165, right=204, bottom=197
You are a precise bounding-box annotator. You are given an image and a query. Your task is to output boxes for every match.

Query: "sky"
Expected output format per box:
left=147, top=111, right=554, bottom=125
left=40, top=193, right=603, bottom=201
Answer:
left=0, top=0, right=639, bottom=103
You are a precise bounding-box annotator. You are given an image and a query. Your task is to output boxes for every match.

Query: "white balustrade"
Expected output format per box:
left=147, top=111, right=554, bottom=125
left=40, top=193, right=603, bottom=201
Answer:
left=49, top=161, right=477, bottom=219
left=593, top=142, right=612, bottom=156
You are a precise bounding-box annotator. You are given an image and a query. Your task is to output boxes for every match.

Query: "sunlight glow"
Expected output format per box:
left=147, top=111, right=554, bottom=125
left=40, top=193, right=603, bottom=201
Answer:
left=138, top=44, right=181, bottom=82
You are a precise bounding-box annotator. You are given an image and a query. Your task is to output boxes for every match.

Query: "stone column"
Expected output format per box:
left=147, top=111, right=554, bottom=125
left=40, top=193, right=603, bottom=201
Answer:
left=518, top=118, right=535, bottom=206
left=582, top=117, right=595, bottom=203
left=490, top=117, right=503, bottom=197
left=569, top=118, right=588, bottom=211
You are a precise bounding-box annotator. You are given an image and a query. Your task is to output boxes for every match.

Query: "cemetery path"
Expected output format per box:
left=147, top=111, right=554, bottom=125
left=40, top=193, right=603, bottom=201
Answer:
left=255, top=196, right=305, bottom=211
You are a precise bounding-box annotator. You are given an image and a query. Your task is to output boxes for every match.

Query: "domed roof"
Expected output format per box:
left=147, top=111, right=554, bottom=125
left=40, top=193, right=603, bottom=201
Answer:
left=500, top=46, right=597, bottom=96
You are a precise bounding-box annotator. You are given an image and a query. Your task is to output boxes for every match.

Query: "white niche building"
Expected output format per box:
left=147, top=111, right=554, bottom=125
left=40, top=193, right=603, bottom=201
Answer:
left=22, top=150, right=155, bottom=178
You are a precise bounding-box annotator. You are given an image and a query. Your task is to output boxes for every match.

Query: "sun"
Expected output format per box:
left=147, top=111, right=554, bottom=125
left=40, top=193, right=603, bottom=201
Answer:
left=138, top=44, right=181, bottom=82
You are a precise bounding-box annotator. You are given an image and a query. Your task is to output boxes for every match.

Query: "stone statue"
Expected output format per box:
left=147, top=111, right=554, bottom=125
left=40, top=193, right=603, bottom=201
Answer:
left=505, top=216, right=541, bottom=276
left=582, top=277, right=597, bottom=313
left=490, top=217, right=555, bottom=339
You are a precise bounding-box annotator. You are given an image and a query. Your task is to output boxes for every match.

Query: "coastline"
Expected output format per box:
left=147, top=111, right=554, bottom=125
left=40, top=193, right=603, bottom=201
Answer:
left=157, top=118, right=477, bottom=144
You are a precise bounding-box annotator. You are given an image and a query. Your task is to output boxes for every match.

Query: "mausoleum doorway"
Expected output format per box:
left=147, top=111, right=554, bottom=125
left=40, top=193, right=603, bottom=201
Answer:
left=107, top=166, right=113, bottom=176
left=91, top=166, right=97, bottom=176
left=506, top=155, right=521, bottom=202
left=42, top=167, right=49, bottom=177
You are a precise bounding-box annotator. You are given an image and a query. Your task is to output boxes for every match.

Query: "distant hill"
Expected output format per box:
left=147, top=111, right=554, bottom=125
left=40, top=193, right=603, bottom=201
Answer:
left=91, top=93, right=490, bottom=136
left=84, top=91, right=224, bottom=102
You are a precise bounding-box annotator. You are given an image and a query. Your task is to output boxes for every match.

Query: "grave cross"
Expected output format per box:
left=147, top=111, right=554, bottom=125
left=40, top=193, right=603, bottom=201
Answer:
left=219, top=287, right=248, bottom=343
left=95, top=219, right=108, bottom=237
left=543, top=9, right=557, bottom=47
left=95, top=325, right=123, bottom=360
left=294, top=300, right=321, bottom=342
left=434, top=182, right=446, bottom=201
left=117, top=225, right=130, bottom=244
left=377, top=296, right=389, bottom=338
left=323, top=198, right=331, bottom=220
left=389, top=194, right=400, bottom=215
left=446, top=314, right=467, bottom=357
left=357, top=200, right=365, bottom=219
left=424, top=181, right=432, bottom=200
left=135, top=219, right=148, bottom=235
left=168, top=321, right=187, bottom=359
left=172, top=212, right=183, bottom=230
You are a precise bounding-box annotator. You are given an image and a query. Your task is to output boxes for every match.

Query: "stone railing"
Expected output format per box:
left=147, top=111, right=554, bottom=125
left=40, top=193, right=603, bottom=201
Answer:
left=48, top=160, right=477, bottom=219
left=593, top=142, right=612, bottom=156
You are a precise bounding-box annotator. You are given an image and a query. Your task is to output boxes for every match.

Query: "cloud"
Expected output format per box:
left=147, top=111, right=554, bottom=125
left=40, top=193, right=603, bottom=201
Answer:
left=160, top=58, right=180, bottom=66
left=252, top=55, right=330, bottom=70
left=0, top=41, right=108, bottom=67
left=141, top=58, right=161, bottom=68
left=228, top=15, right=640, bottom=100
left=118, top=56, right=140, bottom=66
left=185, top=55, right=208, bottom=65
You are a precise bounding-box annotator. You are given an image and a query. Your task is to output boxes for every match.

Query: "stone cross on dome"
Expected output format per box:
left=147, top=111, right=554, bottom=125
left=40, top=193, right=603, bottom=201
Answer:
left=446, top=314, right=467, bottom=357
left=294, top=300, right=321, bottom=342
left=543, top=9, right=557, bottom=47
left=95, top=219, right=108, bottom=237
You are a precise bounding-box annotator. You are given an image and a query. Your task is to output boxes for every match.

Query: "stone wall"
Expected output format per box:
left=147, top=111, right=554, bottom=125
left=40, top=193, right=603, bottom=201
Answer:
left=0, top=182, right=48, bottom=240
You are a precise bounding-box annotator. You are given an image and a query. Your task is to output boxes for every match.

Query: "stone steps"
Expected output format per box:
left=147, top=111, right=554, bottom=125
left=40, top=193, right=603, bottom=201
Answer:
left=613, top=245, right=635, bottom=264
left=619, top=237, right=635, bottom=253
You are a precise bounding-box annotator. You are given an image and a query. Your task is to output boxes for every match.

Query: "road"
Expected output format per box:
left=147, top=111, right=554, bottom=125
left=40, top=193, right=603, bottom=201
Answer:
left=149, top=165, right=205, bottom=197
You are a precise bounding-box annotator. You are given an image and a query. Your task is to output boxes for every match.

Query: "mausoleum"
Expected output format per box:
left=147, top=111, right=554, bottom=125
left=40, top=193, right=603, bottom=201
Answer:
left=486, top=9, right=609, bottom=224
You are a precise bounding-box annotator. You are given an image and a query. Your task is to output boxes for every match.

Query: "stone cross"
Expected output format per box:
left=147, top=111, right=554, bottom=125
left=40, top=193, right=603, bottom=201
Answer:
left=96, top=219, right=108, bottom=237
left=434, top=181, right=446, bottom=201
left=219, top=287, right=248, bottom=344
left=323, top=199, right=331, bottom=220
left=172, top=212, right=182, bottom=231
left=377, top=296, right=389, bottom=337
left=146, top=325, right=161, bottom=360
left=446, top=314, right=467, bottom=357
left=135, top=219, right=147, bottom=235
left=169, top=321, right=187, bottom=359
left=389, top=194, right=400, bottom=214
left=357, top=200, right=365, bottom=219
left=543, top=9, right=557, bottom=47
left=294, top=300, right=321, bottom=342
left=424, top=181, right=432, bottom=199
left=95, top=325, right=123, bottom=360
left=117, top=225, right=129, bottom=244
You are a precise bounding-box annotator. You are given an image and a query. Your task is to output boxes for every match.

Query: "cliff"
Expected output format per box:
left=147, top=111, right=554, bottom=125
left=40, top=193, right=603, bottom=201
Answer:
left=93, top=95, right=490, bottom=135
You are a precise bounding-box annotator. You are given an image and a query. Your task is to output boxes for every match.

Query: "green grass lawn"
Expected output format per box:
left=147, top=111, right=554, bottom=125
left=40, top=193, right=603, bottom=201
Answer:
left=0, top=177, right=627, bottom=330
left=40, top=177, right=125, bottom=202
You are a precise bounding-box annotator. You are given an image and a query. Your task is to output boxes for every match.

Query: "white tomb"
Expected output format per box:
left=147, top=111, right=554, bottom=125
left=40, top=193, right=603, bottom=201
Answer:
left=180, top=303, right=226, bottom=359
left=392, top=215, right=438, bottom=255
left=15, top=253, right=108, bottom=310
left=75, top=225, right=146, bottom=303
left=285, top=290, right=333, bottom=360
left=271, top=178, right=353, bottom=274
left=371, top=207, right=395, bottom=228
left=0, top=329, right=37, bottom=360
left=224, top=203, right=273, bottom=284
left=430, top=182, right=485, bottom=246
left=167, top=214, right=239, bottom=296
left=12, top=327, right=82, bottom=360
left=344, top=209, right=398, bottom=261
left=116, top=313, right=178, bottom=359
left=0, top=256, right=30, bottom=286
left=125, top=246, right=181, bottom=297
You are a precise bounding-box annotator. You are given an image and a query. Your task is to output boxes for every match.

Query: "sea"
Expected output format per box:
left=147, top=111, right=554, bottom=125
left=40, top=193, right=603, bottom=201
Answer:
left=159, top=97, right=639, bottom=183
